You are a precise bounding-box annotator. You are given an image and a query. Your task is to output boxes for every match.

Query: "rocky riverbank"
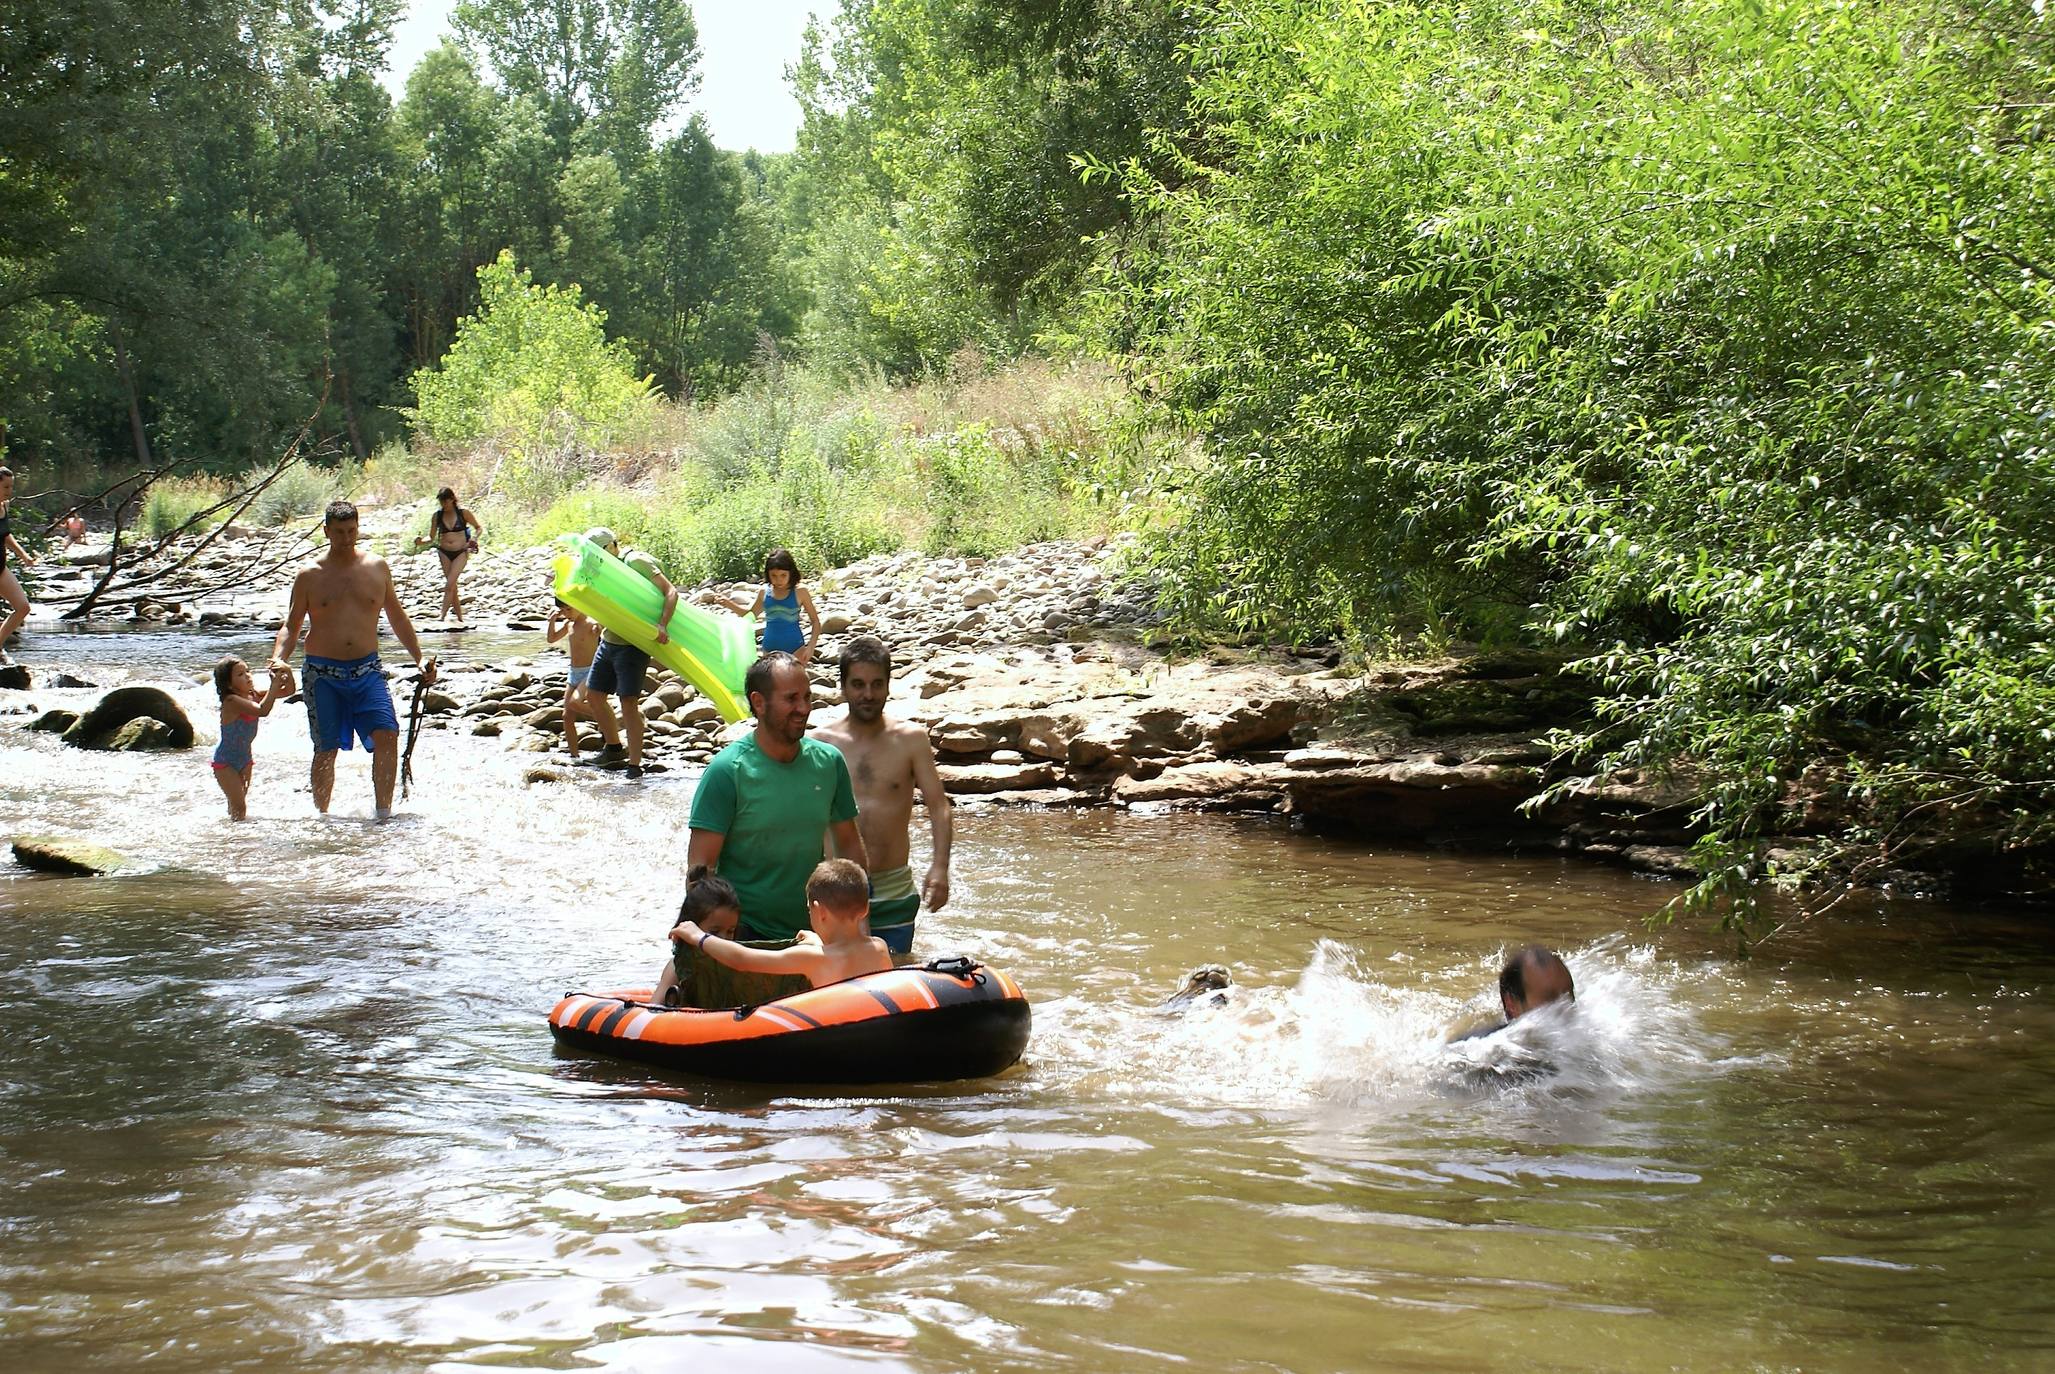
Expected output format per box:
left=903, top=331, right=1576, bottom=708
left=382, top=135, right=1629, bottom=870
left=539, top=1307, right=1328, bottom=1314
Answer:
left=8, top=501, right=1718, bottom=886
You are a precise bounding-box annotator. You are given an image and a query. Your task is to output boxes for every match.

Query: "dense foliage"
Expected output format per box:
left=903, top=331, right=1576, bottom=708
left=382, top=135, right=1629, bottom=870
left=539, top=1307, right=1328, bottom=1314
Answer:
left=0, top=1, right=794, bottom=480
left=8, top=0, right=2052, bottom=912
left=1109, top=0, right=2055, bottom=913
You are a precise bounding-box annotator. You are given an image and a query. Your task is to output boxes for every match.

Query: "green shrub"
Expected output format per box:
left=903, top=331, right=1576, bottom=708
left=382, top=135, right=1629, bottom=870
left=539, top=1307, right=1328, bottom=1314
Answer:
left=140, top=477, right=230, bottom=539
left=409, top=250, right=657, bottom=454
left=246, top=461, right=348, bottom=527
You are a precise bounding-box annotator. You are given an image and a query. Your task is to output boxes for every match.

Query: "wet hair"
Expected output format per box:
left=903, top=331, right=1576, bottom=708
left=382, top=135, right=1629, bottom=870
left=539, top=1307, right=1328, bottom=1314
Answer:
left=324, top=499, right=358, bottom=525
left=436, top=486, right=456, bottom=505
left=1500, top=944, right=1574, bottom=1013
left=212, top=655, right=244, bottom=699
left=838, top=633, right=892, bottom=685
left=763, top=548, right=801, bottom=584
left=678, top=864, right=741, bottom=925
left=807, top=858, right=869, bottom=916
left=0, top=465, right=12, bottom=483
left=744, top=651, right=802, bottom=715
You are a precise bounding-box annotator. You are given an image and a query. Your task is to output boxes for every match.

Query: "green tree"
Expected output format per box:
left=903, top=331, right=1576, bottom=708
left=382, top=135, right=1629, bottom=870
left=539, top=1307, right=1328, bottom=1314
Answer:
left=410, top=248, right=655, bottom=453
left=452, top=0, right=699, bottom=162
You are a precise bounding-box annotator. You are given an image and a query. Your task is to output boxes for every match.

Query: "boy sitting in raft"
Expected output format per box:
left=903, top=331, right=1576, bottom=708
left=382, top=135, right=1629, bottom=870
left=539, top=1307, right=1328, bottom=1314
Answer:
left=671, top=858, right=891, bottom=992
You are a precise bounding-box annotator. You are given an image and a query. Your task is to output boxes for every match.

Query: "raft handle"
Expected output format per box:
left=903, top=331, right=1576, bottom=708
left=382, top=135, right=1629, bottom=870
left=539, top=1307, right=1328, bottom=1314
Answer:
left=922, top=956, right=983, bottom=983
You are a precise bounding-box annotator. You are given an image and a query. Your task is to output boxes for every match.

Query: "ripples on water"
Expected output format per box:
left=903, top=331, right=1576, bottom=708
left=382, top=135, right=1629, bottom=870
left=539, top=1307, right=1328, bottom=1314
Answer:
left=3, top=628, right=2054, bottom=1371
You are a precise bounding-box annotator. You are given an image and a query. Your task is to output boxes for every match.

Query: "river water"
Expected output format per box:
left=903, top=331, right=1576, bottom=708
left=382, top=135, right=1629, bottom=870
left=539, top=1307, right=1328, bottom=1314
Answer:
left=3, top=628, right=2053, bottom=1371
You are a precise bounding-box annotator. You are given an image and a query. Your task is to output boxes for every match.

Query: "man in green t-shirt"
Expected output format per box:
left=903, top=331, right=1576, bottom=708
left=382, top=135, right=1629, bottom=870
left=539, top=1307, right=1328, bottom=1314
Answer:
left=582, top=526, right=677, bottom=779
left=686, top=653, right=868, bottom=940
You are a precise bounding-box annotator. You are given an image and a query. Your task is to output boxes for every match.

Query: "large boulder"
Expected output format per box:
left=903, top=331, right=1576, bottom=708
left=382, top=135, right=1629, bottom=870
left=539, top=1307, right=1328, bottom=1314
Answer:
left=61, top=685, right=194, bottom=750
left=0, top=664, right=29, bottom=690
left=108, top=718, right=177, bottom=751
left=12, top=834, right=131, bottom=876
left=27, top=708, right=79, bottom=734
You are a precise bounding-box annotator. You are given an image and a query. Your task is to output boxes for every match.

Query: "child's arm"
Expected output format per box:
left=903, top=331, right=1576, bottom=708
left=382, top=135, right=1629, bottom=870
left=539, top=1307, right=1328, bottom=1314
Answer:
left=4, top=534, right=32, bottom=566
left=672, top=922, right=826, bottom=980
left=796, top=588, right=821, bottom=661
left=545, top=609, right=569, bottom=644
left=223, top=692, right=269, bottom=719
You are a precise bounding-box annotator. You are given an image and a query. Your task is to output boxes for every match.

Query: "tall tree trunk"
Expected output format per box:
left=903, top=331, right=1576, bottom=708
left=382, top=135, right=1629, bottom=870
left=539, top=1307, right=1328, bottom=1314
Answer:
left=110, top=320, right=153, bottom=470
left=339, top=365, right=369, bottom=462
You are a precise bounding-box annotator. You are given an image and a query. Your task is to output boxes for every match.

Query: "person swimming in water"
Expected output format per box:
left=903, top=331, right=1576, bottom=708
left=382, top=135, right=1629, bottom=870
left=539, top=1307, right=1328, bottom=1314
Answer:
left=1448, top=944, right=1576, bottom=1042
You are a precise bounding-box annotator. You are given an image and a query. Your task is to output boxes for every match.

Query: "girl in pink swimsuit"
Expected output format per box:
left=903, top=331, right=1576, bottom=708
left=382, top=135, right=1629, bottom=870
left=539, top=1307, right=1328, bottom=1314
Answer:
left=211, top=655, right=293, bottom=820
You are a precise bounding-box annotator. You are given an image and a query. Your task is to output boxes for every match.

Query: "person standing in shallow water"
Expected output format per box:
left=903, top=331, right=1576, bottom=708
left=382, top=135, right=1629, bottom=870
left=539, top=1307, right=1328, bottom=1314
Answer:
left=0, top=466, right=37, bottom=664
left=270, top=500, right=436, bottom=819
left=810, top=634, right=953, bottom=955
left=686, top=653, right=868, bottom=942
left=414, top=485, right=482, bottom=622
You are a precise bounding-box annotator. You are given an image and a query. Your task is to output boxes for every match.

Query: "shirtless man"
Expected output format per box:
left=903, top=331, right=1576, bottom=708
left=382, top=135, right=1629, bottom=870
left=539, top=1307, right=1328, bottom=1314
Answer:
left=811, top=635, right=953, bottom=954
left=269, top=500, right=436, bottom=819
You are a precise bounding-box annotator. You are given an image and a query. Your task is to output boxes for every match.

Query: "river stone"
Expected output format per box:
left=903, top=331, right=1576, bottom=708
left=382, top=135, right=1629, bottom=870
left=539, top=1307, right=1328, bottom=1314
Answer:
left=653, top=682, right=688, bottom=711
left=471, top=720, right=502, bottom=737
left=61, top=686, right=194, bottom=750
left=27, top=708, right=79, bottom=734
left=12, top=834, right=131, bottom=876
left=0, top=664, right=29, bottom=690
left=108, top=718, right=177, bottom=751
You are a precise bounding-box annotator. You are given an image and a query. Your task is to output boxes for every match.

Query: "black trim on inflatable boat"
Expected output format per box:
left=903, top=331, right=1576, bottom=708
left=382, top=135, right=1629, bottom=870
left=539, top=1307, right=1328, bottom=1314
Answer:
left=550, top=998, right=1031, bottom=1085
left=576, top=999, right=620, bottom=1032
left=596, top=1003, right=637, bottom=1037
left=863, top=986, right=901, bottom=1015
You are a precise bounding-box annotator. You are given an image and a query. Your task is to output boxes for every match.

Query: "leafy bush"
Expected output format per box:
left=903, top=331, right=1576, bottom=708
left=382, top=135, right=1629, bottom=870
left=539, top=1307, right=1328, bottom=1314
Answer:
left=409, top=251, right=657, bottom=456
left=245, top=460, right=349, bottom=527
left=1110, top=0, right=2055, bottom=921
left=139, top=477, right=231, bottom=538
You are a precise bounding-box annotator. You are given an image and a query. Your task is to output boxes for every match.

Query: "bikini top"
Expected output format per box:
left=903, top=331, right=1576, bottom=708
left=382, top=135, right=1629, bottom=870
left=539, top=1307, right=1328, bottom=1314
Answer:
left=436, top=507, right=470, bottom=536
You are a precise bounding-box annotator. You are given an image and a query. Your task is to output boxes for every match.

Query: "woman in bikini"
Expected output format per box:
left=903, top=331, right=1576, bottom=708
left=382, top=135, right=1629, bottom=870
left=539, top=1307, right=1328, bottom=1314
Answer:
left=414, top=485, right=482, bottom=622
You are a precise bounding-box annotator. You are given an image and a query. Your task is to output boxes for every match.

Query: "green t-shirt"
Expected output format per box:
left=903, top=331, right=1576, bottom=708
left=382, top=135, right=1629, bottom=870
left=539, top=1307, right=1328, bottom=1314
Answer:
left=599, top=546, right=666, bottom=645
left=688, top=733, right=859, bottom=938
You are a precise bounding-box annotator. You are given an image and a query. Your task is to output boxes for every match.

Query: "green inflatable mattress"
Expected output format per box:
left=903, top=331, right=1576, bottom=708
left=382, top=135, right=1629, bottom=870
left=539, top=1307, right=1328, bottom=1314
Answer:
left=551, top=533, right=755, bottom=721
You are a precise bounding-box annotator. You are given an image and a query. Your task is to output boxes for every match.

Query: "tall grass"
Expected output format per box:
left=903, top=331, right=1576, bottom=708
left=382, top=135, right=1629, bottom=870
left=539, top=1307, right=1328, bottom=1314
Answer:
left=494, top=357, right=1155, bottom=583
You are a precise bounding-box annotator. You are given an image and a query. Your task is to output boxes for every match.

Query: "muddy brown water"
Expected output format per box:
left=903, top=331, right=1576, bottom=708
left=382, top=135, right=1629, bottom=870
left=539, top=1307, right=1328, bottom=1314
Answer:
left=2, top=627, right=2053, bottom=1371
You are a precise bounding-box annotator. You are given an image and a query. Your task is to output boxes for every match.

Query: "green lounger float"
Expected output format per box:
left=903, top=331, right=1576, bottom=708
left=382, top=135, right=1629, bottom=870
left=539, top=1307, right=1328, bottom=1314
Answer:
left=551, top=533, right=755, bottom=721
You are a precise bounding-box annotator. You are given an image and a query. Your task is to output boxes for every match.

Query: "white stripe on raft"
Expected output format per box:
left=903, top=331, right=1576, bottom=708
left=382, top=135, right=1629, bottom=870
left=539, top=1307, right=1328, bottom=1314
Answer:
left=622, top=1011, right=655, bottom=1041
left=753, top=1008, right=810, bottom=1033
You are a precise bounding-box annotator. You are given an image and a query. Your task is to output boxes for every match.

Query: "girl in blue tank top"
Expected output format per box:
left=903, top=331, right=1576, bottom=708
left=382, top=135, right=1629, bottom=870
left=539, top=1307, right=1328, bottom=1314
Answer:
left=722, top=548, right=822, bottom=663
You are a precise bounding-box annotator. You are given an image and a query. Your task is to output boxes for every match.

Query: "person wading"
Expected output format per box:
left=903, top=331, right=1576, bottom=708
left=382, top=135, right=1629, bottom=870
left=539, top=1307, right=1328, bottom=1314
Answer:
left=810, top=635, right=953, bottom=954
left=414, top=485, right=482, bottom=622
left=686, top=654, right=868, bottom=942
left=270, top=500, right=436, bottom=819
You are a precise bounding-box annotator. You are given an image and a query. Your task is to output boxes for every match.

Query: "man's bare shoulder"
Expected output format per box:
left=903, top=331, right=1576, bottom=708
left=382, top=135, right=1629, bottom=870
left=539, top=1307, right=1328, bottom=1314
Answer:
left=810, top=714, right=857, bottom=747
left=884, top=717, right=936, bottom=750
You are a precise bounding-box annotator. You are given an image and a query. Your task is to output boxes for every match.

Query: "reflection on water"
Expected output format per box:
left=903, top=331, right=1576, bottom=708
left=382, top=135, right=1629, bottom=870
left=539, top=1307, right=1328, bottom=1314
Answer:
left=3, top=632, right=2054, bottom=1371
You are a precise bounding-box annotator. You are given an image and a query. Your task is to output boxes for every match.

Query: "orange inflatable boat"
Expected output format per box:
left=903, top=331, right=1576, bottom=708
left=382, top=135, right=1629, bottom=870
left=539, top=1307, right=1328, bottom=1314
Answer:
left=548, top=957, right=1031, bottom=1084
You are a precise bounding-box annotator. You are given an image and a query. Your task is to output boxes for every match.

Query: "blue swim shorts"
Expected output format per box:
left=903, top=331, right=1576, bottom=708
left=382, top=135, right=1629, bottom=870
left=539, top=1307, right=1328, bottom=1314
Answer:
left=303, top=652, right=399, bottom=753
left=567, top=663, right=594, bottom=690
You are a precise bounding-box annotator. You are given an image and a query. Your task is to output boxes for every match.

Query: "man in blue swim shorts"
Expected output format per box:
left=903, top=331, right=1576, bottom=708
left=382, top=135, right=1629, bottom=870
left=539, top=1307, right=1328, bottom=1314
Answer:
left=269, top=500, right=436, bottom=819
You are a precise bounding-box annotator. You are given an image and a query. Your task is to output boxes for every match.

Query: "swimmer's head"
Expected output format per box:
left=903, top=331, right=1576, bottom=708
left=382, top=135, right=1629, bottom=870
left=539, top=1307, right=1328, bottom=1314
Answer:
left=584, top=526, right=618, bottom=552
left=1500, top=944, right=1574, bottom=1021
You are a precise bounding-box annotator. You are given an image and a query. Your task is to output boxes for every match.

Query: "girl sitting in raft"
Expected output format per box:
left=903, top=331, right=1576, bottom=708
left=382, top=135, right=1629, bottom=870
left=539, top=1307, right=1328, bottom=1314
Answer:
left=715, top=548, right=820, bottom=664
left=672, top=859, right=890, bottom=993
left=211, top=655, right=293, bottom=820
